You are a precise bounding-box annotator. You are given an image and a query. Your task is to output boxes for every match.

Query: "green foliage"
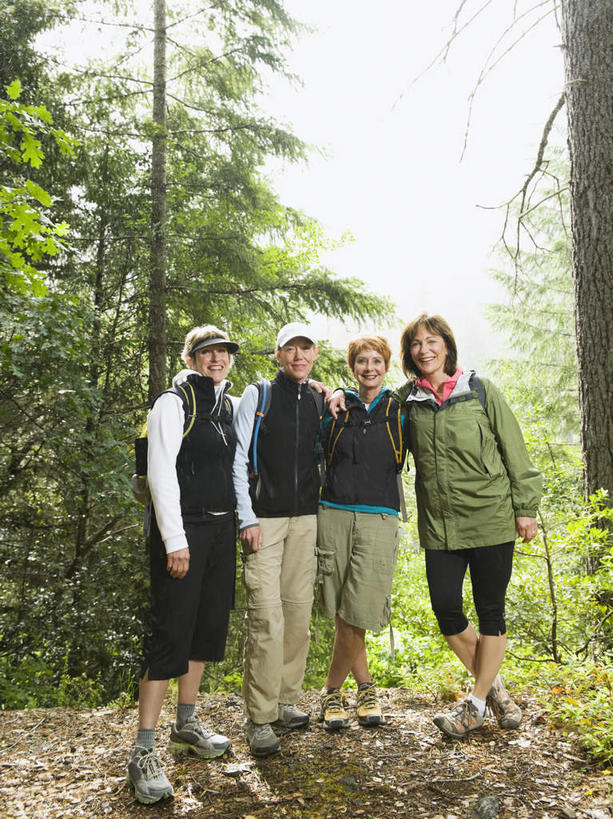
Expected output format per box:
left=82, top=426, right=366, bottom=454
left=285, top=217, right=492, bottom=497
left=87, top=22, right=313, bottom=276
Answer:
left=0, top=81, right=74, bottom=294
left=544, top=663, right=613, bottom=766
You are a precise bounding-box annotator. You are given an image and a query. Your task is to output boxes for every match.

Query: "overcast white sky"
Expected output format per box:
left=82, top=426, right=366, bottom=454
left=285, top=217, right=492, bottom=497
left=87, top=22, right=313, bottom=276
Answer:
left=261, top=0, right=565, bottom=367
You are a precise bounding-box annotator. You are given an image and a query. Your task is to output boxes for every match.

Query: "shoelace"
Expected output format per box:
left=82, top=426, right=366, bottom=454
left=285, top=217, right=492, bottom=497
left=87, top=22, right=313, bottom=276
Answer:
left=324, top=693, right=346, bottom=714
left=252, top=723, right=274, bottom=738
left=359, top=688, right=378, bottom=709
left=137, top=748, right=163, bottom=778
left=183, top=716, right=214, bottom=739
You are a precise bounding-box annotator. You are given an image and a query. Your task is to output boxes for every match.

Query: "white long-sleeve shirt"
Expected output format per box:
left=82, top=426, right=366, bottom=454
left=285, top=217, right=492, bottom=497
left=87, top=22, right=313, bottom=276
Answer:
left=147, top=369, right=239, bottom=554
left=231, top=384, right=261, bottom=531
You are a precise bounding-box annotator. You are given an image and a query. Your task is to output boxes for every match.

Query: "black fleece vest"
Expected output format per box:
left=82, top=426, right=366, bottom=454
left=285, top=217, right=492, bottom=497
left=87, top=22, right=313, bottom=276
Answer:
left=249, top=370, right=321, bottom=517
left=169, top=374, right=236, bottom=521
left=322, top=393, right=403, bottom=510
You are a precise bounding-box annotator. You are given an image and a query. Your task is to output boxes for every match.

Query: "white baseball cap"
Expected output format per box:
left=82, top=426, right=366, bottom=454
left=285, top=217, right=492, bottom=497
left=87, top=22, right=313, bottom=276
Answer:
left=276, top=322, right=318, bottom=350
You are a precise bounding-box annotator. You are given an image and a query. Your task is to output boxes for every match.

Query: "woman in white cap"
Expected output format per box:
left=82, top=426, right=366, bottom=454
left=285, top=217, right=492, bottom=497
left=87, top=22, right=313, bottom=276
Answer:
left=127, top=325, right=239, bottom=804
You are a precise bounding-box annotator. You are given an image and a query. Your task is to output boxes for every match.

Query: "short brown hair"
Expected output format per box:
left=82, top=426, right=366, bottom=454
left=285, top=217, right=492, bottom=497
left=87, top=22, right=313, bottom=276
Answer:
left=399, top=313, right=458, bottom=378
left=347, top=334, right=392, bottom=372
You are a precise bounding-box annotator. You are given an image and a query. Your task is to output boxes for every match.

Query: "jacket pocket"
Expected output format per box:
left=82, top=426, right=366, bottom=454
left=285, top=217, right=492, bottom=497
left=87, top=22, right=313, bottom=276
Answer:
left=478, top=422, right=504, bottom=478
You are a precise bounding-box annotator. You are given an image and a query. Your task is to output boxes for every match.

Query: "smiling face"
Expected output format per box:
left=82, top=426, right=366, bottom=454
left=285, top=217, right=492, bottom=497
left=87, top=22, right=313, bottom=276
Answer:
left=275, top=336, right=318, bottom=383
left=353, top=348, right=388, bottom=398
left=189, top=344, right=231, bottom=385
left=409, top=324, right=449, bottom=383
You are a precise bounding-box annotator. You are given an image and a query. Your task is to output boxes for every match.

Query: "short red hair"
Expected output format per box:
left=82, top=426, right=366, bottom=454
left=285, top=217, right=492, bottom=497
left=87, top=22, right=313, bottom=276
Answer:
left=347, top=334, right=392, bottom=372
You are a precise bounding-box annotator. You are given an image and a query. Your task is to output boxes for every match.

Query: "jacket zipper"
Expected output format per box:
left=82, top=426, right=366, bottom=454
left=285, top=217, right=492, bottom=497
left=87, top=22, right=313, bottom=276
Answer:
left=294, top=386, right=301, bottom=512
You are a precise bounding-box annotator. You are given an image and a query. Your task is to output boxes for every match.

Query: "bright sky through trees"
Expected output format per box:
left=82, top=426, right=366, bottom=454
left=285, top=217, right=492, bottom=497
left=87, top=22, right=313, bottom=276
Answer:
left=39, top=0, right=564, bottom=365
left=262, top=0, right=564, bottom=365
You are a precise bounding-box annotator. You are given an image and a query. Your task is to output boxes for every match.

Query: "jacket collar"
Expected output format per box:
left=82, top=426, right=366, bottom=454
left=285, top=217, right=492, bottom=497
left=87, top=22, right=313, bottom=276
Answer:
left=406, top=369, right=475, bottom=404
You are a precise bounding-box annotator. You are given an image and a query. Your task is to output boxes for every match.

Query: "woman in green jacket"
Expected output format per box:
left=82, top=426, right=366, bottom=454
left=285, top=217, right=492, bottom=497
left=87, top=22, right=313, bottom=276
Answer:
left=398, top=312, right=541, bottom=739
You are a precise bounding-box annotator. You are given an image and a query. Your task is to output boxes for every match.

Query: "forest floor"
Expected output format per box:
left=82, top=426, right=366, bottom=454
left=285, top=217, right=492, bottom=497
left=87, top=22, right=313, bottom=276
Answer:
left=0, top=688, right=612, bottom=819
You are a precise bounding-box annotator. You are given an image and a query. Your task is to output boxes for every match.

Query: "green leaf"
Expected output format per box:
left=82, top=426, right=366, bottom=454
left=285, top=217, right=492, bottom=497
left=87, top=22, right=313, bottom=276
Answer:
left=6, top=80, right=22, bottom=100
left=25, top=179, right=52, bottom=207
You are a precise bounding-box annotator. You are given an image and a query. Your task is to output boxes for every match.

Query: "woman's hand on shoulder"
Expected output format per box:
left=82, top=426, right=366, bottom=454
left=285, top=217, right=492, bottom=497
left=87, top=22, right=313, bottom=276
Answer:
left=516, top=516, right=538, bottom=543
left=308, top=379, right=333, bottom=402
left=327, top=389, right=347, bottom=419
left=167, top=547, right=190, bottom=579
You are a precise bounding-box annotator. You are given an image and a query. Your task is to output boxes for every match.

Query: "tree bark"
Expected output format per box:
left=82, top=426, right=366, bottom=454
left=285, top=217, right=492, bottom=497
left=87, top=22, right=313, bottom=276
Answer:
left=560, top=0, right=613, bottom=504
left=148, top=0, right=167, bottom=402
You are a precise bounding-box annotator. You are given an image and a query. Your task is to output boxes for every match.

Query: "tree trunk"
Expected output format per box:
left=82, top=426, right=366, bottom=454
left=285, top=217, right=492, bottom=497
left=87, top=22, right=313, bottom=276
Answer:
left=148, top=0, right=167, bottom=402
left=560, top=0, right=613, bottom=508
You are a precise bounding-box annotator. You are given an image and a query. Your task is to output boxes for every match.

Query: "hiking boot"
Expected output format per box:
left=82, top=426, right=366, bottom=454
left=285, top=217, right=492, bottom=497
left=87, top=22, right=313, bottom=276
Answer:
left=127, top=746, right=174, bottom=805
left=168, top=715, right=231, bottom=758
left=356, top=682, right=383, bottom=726
left=433, top=699, right=485, bottom=739
left=246, top=721, right=280, bottom=757
left=276, top=703, right=310, bottom=728
left=320, top=690, right=349, bottom=731
left=487, top=676, right=522, bottom=729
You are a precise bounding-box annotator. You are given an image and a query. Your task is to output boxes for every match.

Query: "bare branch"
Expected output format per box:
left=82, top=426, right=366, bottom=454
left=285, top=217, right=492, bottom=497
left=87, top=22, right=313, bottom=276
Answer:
left=459, top=3, right=555, bottom=160
left=393, top=0, right=496, bottom=109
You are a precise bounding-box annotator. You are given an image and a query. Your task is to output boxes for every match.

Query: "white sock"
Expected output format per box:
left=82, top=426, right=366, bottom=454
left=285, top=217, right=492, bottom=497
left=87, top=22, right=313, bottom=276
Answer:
left=468, top=693, right=487, bottom=717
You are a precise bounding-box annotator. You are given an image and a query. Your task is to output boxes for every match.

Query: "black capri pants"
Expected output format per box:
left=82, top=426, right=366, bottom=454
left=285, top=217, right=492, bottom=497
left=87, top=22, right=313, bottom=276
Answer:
left=141, top=512, right=236, bottom=681
left=425, top=542, right=514, bottom=637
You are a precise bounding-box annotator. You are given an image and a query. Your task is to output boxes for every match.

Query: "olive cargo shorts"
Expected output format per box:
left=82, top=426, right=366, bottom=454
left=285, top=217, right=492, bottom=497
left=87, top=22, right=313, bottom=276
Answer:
left=317, top=506, right=399, bottom=632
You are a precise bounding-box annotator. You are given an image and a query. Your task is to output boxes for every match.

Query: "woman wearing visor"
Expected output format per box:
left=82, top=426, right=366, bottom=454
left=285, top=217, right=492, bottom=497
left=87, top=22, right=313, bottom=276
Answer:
left=127, top=325, right=239, bottom=805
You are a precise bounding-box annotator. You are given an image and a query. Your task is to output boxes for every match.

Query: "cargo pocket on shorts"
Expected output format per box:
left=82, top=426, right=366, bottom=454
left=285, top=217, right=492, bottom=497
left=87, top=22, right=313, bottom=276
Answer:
left=241, top=550, right=261, bottom=594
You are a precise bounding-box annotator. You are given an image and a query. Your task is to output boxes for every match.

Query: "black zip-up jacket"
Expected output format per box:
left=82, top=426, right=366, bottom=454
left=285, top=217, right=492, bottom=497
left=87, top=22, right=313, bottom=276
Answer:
left=172, top=373, right=236, bottom=521
left=249, top=370, right=321, bottom=517
left=322, top=391, right=405, bottom=510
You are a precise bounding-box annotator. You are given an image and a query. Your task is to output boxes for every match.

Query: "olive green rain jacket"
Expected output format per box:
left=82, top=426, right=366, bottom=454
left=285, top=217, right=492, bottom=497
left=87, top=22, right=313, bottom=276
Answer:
left=395, top=371, right=542, bottom=551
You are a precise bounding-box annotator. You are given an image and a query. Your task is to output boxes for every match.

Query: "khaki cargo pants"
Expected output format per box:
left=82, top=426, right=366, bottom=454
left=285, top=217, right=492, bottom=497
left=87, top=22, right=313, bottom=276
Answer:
left=241, top=515, right=317, bottom=724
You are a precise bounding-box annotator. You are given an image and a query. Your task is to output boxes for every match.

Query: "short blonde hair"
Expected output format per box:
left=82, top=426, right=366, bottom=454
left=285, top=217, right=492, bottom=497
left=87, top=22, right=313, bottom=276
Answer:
left=181, top=325, right=232, bottom=364
left=347, top=334, right=392, bottom=372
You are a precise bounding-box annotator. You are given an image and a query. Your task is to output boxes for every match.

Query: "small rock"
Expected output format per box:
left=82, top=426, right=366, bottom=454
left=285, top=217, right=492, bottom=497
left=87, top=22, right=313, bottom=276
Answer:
left=472, top=795, right=503, bottom=819
left=339, top=774, right=359, bottom=793
left=223, top=762, right=252, bottom=777
left=559, top=808, right=576, bottom=819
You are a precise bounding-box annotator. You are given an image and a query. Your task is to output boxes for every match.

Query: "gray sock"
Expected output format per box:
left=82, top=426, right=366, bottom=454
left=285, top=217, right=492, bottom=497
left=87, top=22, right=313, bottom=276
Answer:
left=136, top=728, right=155, bottom=749
left=176, top=702, right=196, bottom=729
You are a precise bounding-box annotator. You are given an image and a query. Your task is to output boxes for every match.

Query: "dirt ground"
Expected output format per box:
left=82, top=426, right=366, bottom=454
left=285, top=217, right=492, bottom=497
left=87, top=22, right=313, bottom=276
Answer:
left=1, top=688, right=612, bottom=819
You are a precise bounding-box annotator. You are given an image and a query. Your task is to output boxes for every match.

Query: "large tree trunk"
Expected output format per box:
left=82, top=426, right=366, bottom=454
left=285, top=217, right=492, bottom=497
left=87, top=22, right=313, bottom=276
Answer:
left=148, top=0, right=167, bottom=402
left=561, top=0, right=613, bottom=506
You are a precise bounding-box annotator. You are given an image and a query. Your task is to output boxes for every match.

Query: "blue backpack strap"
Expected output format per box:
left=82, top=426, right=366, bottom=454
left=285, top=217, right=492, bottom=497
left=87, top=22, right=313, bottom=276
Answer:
left=251, top=378, right=271, bottom=476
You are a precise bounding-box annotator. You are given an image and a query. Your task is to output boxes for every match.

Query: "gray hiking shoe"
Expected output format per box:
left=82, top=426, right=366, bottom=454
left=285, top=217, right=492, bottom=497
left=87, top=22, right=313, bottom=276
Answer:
left=246, top=721, right=280, bottom=757
left=356, top=682, right=383, bottom=726
left=487, top=676, right=522, bottom=729
left=433, top=698, right=485, bottom=739
left=127, top=746, right=174, bottom=805
left=276, top=703, right=310, bottom=728
left=320, top=690, right=349, bottom=731
left=168, top=715, right=231, bottom=758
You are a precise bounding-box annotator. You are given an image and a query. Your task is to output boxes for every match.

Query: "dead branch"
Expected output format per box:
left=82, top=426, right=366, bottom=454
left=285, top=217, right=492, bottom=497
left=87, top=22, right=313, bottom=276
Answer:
left=393, top=0, right=496, bottom=108
left=460, top=3, right=555, bottom=160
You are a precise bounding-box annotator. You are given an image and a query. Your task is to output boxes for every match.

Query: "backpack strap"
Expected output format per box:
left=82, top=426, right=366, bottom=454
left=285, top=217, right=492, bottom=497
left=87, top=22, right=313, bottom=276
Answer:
left=172, top=381, right=197, bottom=438
left=327, top=410, right=350, bottom=465
left=384, top=395, right=405, bottom=472
left=250, top=378, right=272, bottom=477
left=468, top=372, right=487, bottom=415
left=308, top=384, right=325, bottom=421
